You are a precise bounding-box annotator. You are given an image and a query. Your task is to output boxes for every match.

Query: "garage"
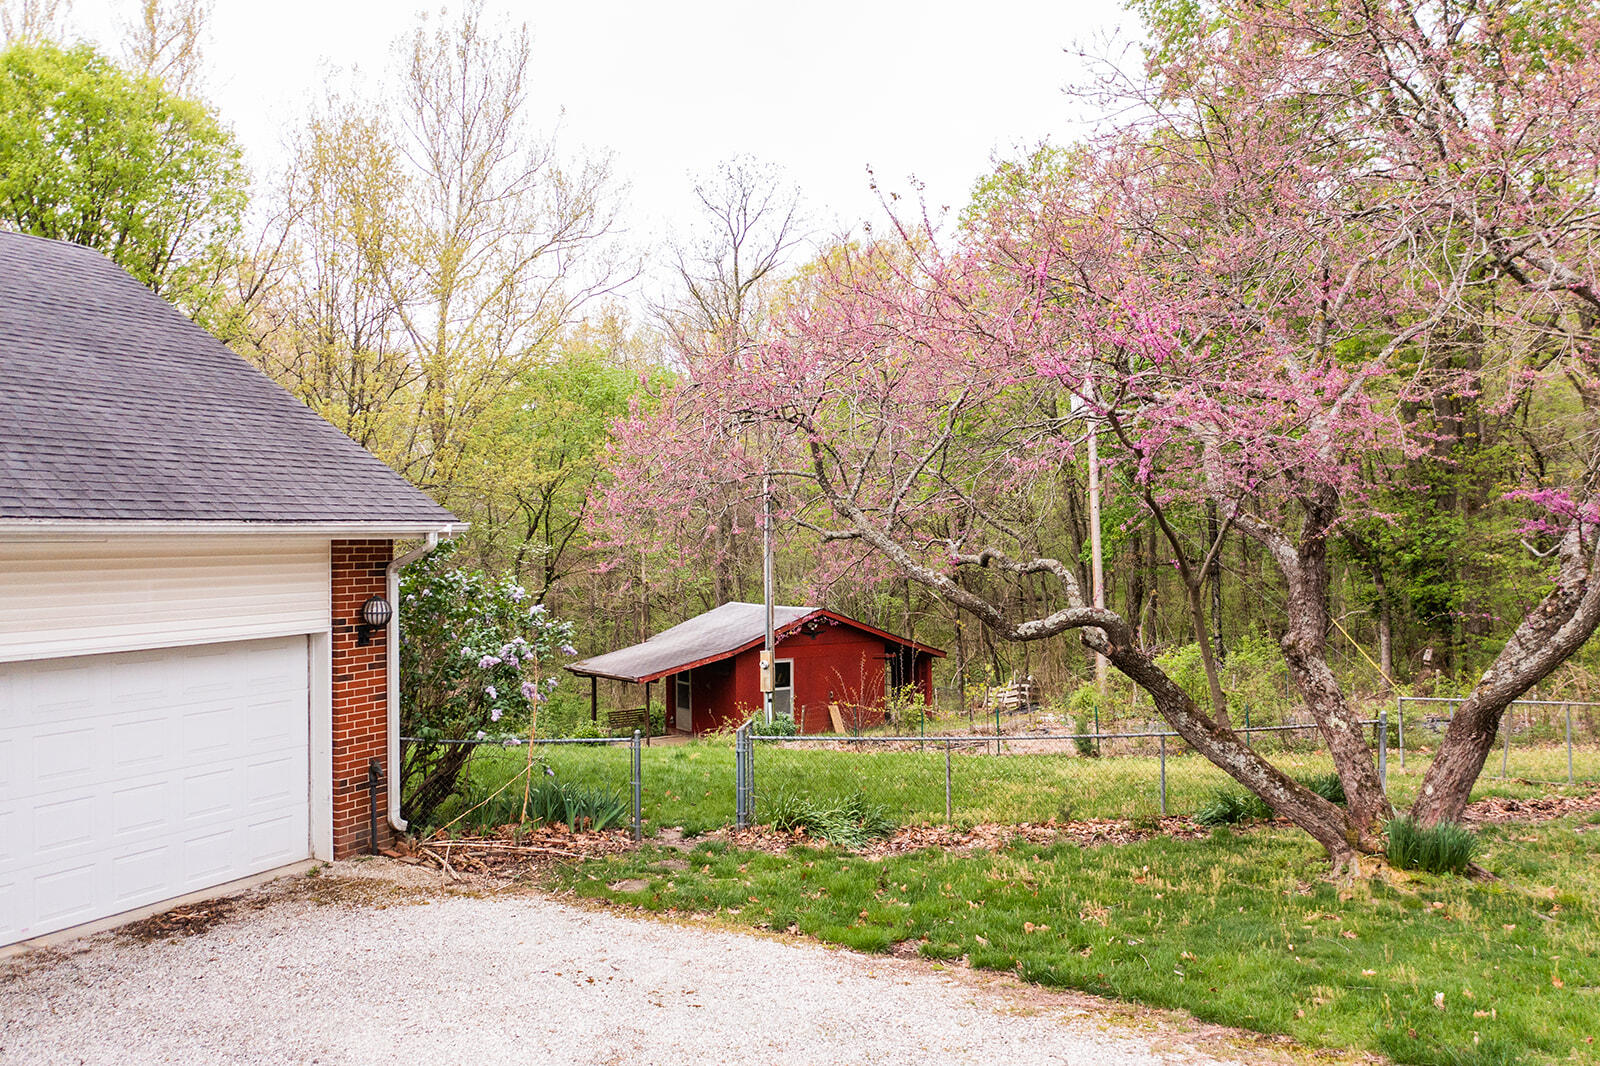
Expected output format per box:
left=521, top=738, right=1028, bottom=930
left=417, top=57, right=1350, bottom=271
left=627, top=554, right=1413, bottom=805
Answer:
left=0, top=638, right=312, bottom=943
left=0, top=231, right=459, bottom=947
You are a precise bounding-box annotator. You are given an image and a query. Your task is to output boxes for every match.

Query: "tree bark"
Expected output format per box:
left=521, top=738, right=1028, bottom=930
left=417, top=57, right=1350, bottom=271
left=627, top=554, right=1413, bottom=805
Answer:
left=1235, top=493, right=1393, bottom=835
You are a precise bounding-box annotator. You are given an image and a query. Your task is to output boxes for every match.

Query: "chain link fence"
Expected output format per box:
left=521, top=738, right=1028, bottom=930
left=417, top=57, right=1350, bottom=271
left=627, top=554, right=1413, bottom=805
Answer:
left=1393, top=696, right=1600, bottom=786
left=396, top=697, right=1600, bottom=840
left=400, top=734, right=642, bottom=838
left=734, top=718, right=1390, bottom=828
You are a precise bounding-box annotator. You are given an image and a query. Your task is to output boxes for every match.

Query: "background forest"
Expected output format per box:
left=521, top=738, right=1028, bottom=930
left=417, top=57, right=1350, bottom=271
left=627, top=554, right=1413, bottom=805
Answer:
left=4, top=0, right=1596, bottom=729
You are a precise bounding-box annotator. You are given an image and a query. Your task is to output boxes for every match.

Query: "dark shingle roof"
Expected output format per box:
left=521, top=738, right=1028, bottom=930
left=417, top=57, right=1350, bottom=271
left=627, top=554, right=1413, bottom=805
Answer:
left=0, top=232, right=457, bottom=526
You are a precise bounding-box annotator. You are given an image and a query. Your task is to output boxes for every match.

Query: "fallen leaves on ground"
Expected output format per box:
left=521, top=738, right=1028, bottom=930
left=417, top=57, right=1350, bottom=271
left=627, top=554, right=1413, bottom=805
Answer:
left=1460, top=788, right=1600, bottom=826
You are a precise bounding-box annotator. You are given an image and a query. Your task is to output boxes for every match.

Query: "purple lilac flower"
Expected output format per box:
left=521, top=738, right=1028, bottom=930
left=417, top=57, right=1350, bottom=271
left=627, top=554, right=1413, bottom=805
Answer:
left=484, top=685, right=498, bottom=699
left=508, top=586, right=527, bottom=603
left=521, top=680, right=537, bottom=701
left=478, top=655, right=501, bottom=669
left=559, top=643, right=577, bottom=657
left=490, top=707, right=502, bottom=722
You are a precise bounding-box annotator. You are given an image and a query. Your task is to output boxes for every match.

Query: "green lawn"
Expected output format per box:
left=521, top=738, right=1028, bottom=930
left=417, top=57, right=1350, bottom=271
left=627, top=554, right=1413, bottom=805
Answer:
left=428, top=738, right=1600, bottom=834
left=548, top=815, right=1600, bottom=1066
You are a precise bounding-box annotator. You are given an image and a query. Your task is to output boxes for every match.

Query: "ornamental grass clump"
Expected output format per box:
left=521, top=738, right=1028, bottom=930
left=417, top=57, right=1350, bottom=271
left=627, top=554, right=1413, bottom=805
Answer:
left=461, top=774, right=629, bottom=833
left=1195, top=773, right=1348, bottom=826
left=1385, top=817, right=1478, bottom=875
left=759, top=789, right=896, bottom=849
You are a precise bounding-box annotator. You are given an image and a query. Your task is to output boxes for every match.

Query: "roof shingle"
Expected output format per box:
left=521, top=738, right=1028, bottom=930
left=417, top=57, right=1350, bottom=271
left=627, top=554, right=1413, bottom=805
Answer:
left=0, top=232, right=456, bottom=526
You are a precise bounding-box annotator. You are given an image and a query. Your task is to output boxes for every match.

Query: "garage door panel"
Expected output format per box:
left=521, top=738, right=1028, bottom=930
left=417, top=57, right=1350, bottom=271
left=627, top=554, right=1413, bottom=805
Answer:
left=248, top=812, right=303, bottom=867
left=30, top=793, right=96, bottom=856
left=108, top=653, right=176, bottom=710
left=113, top=845, right=174, bottom=906
left=185, top=828, right=239, bottom=886
left=0, top=802, right=18, bottom=867
left=181, top=704, right=238, bottom=761
left=111, top=777, right=175, bottom=839
left=111, top=713, right=176, bottom=773
left=1, top=637, right=310, bottom=945
left=34, top=862, right=98, bottom=927
left=247, top=754, right=303, bottom=809
left=183, top=766, right=240, bottom=822
left=32, top=724, right=98, bottom=790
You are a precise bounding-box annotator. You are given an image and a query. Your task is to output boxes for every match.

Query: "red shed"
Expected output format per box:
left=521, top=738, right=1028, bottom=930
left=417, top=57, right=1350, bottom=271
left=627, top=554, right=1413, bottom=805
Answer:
left=566, top=603, right=943, bottom=735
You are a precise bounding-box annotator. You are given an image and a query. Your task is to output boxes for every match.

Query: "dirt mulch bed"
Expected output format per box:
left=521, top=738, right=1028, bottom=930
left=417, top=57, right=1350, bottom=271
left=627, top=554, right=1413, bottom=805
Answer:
left=1460, top=787, right=1600, bottom=826
left=399, top=822, right=637, bottom=879
left=721, top=816, right=1211, bottom=858
left=398, top=787, right=1600, bottom=880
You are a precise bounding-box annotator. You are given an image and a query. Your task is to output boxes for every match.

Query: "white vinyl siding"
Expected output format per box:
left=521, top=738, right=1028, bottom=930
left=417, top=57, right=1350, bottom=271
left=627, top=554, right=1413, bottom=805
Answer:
left=0, top=537, right=331, bottom=663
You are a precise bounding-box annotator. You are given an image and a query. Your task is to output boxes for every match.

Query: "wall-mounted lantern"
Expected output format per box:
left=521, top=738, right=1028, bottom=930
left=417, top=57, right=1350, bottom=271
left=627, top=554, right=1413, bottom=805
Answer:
left=357, top=594, right=393, bottom=646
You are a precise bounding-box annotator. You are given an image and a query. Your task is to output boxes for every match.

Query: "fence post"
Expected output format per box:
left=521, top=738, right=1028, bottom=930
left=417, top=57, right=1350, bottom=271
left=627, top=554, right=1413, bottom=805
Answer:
left=1377, top=708, right=1387, bottom=792
left=944, top=739, right=952, bottom=824
left=1159, top=733, right=1167, bottom=817
left=734, top=723, right=747, bottom=829
left=1244, top=704, right=1251, bottom=749
left=994, top=705, right=1001, bottom=754
left=1501, top=712, right=1511, bottom=779
left=1396, top=694, right=1405, bottom=771
left=631, top=730, right=642, bottom=842
left=1566, top=703, right=1574, bottom=786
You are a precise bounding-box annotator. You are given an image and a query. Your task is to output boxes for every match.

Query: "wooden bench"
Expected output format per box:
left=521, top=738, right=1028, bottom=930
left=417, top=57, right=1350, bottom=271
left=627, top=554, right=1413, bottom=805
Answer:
left=607, top=706, right=651, bottom=740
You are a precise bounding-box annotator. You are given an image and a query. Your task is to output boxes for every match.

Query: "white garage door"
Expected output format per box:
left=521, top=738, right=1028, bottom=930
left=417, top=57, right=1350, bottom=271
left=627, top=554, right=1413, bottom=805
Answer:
left=0, top=636, right=311, bottom=945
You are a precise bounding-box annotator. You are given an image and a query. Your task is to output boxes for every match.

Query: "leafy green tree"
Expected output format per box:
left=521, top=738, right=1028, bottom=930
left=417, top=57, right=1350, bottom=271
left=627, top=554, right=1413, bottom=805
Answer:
left=0, top=39, right=245, bottom=316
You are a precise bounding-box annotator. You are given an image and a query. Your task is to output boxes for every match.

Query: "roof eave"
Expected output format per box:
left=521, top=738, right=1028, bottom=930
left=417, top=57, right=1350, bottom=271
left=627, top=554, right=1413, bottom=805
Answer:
left=0, top=518, right=466, bottom=537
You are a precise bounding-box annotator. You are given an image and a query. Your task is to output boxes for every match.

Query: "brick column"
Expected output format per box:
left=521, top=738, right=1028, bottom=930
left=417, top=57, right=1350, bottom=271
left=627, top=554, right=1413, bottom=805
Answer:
left=331, top=539, right=394, bottom=858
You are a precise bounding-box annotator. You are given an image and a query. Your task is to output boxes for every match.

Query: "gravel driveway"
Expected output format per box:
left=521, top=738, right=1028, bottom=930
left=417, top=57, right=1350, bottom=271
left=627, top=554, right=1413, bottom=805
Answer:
left=1, top=863, right=1274, bottom=1066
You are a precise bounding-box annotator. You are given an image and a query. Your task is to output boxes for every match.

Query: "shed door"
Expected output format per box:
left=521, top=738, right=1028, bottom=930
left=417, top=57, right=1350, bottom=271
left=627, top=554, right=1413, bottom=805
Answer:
left=674, top=672, right=692, bottom=732
left=0, top=636, right=311, bottom=946
left=772, top=660, right=794, bottom=723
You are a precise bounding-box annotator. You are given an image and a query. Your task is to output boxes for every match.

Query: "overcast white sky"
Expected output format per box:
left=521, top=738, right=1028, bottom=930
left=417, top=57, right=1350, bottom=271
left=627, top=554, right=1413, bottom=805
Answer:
left=62, top=0, right=1131, bottom=305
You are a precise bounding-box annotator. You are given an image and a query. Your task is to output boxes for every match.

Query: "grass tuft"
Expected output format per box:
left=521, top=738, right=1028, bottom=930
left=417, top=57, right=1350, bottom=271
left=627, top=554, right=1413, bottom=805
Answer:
left=759, top=789, right=896, bottom=848
left=1385, top=816, right=1478, bottom=875
left=458, top=774, right=629, bottom=833
left=1195, top=772, right=1349, bottom=826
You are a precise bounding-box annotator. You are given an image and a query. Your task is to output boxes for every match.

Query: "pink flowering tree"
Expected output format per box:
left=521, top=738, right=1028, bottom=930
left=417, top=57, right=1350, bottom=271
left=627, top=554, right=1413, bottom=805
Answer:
left=605, top=0, right=1600, bottom=866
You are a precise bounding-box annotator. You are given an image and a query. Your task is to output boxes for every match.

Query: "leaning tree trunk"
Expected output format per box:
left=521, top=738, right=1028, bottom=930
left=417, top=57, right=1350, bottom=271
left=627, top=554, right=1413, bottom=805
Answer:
left=1413, top=523, right=1600, bottom=825
left=1095, top=630, right=1364, bottom=864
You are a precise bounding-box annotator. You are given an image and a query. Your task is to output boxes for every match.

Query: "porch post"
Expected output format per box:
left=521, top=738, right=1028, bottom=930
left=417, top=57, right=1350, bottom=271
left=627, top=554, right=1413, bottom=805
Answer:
left=590, top=675, right=598, bottom=724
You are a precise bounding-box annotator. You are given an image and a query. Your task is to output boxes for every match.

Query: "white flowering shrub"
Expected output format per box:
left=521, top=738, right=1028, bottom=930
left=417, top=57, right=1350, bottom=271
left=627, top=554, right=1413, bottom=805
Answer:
left=397, top=542, right=578, bottom=825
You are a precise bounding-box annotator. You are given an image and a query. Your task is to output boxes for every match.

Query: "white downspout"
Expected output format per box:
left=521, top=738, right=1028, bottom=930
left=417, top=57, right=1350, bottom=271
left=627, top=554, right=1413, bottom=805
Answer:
left=386, top=528, right=450, bottom=833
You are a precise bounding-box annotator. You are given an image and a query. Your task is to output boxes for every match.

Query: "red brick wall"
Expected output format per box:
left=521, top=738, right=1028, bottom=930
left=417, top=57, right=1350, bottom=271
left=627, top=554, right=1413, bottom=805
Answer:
left=331, top=539, right=393, bottom=858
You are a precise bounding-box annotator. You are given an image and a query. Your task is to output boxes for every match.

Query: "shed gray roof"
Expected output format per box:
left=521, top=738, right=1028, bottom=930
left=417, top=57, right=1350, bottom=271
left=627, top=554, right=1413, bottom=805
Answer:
left=568, top=602, right=816, bottom=683
left=0, top=232, right=457, bottom=526
left=568, top=602, right=944, bottom=684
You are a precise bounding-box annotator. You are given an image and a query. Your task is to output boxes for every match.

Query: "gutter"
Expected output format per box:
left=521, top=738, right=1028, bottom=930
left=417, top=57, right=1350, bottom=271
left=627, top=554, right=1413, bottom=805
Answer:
left=0, top=519, right=459, bottom=537
left=386, top=528, right=453, bottom=833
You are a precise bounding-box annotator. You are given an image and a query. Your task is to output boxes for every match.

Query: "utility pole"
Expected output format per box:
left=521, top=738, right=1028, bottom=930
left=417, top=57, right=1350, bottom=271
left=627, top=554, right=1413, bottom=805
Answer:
left=1082, top=395, right=1108, bottom=697
left=761, top=475, right=775, bottom=724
